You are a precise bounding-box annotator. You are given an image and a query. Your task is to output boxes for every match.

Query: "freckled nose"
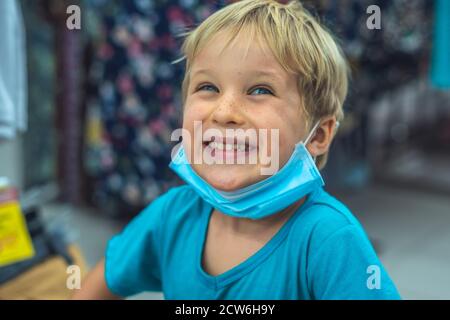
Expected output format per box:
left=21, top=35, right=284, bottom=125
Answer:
left=211, top=95, right=246, bottom=127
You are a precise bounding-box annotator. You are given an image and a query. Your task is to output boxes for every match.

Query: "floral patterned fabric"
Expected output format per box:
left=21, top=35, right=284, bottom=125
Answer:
left=84, top=0, right=232, bottom=216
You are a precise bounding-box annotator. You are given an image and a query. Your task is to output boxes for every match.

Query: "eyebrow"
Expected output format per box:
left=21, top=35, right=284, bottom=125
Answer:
left=191, top=69, right=283, bottom=82
left=191, top=69, right=214, bottom=78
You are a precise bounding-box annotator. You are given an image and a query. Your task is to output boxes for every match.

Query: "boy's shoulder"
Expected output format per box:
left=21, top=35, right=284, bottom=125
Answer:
left=291, top=187, right=369, bottom=246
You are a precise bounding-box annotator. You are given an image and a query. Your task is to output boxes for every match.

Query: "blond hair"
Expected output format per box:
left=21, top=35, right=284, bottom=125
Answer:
left=173, top=0, right=349, bottom=169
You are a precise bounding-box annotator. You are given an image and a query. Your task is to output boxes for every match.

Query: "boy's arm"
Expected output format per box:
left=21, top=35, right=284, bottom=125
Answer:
left=78, top=189, right=171, bottom=299
left=71, top=258, right=121, bottom=300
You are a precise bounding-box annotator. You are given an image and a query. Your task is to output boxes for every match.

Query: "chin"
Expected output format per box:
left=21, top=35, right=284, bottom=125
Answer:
left=194, top=164, right=259, bottom=192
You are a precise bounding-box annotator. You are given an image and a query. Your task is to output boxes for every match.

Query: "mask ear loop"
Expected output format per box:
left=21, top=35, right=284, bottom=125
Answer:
left=304, top=120, right=321, bottom=162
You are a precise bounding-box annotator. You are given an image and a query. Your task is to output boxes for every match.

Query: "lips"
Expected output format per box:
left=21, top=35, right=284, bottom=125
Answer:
left=207, top=141, right=246, bottom=151
left=201, top=136, right=258, bottom=163
left=202, top=136, right=257, bottom=152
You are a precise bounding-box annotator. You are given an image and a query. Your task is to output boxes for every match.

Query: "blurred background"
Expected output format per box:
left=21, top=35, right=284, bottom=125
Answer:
left=0, top=0, right=449, bottom=299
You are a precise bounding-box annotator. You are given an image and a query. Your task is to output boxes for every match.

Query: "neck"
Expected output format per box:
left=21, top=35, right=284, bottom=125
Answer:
left=213, top=196, right=306, bottom=236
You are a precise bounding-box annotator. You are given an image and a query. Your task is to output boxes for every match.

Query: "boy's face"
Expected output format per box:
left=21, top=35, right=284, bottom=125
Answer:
left=182, top=30, right=310, bottom=192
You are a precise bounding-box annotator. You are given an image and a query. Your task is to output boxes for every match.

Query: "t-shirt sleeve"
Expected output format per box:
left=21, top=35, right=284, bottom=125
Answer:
left=307, top=224, right=401, bottom=300
left=104, top=192, right=169, bottom=297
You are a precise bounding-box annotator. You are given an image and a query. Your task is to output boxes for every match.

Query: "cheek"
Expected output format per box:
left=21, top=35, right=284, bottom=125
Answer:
left=181, top=109, right=196, bottom=156
left=259, top=108, right=299, bottom=142
left=181, top=113, right=193, bottom=141
left=182, top=104, right=211, bottom=160
left=275, top=131, right=295, bottom=166
left=182, top=99, right=207, bottom=132
left=183, top=97, right=212, bottom=124
left=265, top=115, right=303, bottom=164
left=253, top=121, right=293, bottom=168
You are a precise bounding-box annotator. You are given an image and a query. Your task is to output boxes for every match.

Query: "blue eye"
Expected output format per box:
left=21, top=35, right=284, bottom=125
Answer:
left=250, top=87, right=273, bottom=95
left=196, top=84, right=273, bottom=95
left=197, top=84, right=218, bottom=92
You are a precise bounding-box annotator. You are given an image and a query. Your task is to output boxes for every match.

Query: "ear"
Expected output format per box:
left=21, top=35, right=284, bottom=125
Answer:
left=306, top=116, right=338, bottom=158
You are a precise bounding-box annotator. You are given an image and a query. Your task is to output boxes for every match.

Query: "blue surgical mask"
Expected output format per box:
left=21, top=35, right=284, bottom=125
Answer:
left=169, top=121, right=325, bottom=220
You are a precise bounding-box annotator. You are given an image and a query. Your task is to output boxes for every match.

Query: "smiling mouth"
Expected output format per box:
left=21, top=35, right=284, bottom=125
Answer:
left=203, top=140, right=249, bottom=152
left=201, top=137, right=258, bottom=162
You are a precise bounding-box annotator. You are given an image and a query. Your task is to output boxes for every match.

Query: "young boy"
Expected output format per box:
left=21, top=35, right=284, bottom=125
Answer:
left=74, top=0, right=400, bottom=300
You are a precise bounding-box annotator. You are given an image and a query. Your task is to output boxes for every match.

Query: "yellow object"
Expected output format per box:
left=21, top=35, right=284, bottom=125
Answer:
left=86, top=108, right=104, bottom=146
left=0, top=245, right=88, bottom=300
left=0, top=201, right=35, bottom=267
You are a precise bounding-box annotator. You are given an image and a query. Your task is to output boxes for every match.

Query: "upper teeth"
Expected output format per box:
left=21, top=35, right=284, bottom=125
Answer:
left=208, top=141, right=246, bottom=151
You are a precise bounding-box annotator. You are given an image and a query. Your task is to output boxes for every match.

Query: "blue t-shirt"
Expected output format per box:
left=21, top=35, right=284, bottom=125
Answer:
left=105, top=185, right=401, bottom=299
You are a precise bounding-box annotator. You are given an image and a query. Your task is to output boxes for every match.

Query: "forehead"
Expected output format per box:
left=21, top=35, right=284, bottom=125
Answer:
left=191, top=29, right=286, bottom=76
